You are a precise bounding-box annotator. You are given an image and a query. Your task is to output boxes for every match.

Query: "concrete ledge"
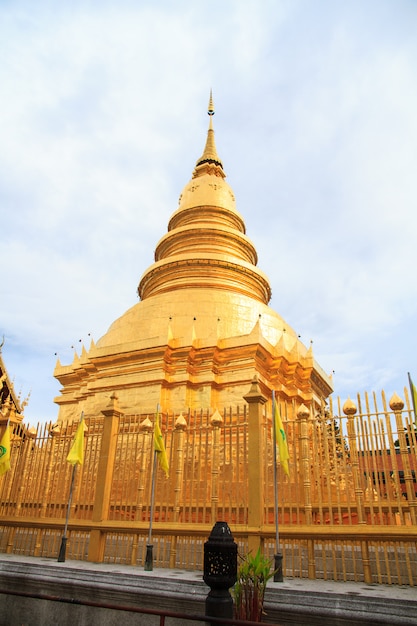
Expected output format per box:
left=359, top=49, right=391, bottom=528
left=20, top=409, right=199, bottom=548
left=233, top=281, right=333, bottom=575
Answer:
left=265, top=578, right=417, bottom=625
left=0, top=555, right=207, bottom=626
left=0, top=555, right=416, bottom=625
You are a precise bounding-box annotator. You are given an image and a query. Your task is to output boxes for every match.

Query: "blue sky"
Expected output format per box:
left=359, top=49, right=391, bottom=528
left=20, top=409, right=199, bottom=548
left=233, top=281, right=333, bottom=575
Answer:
left=1, top=0, right=416, bottom=425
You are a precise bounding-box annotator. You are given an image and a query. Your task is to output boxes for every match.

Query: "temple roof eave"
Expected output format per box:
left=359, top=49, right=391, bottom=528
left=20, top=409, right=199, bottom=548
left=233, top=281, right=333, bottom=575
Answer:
left=54, top=328, right=333, bottom=410
left=0, top=351, right=23, bottom=416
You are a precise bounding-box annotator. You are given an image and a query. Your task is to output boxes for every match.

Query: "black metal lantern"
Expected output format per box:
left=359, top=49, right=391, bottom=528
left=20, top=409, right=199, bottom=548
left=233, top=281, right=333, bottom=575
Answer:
left=203, top=521, right=237, bottom=621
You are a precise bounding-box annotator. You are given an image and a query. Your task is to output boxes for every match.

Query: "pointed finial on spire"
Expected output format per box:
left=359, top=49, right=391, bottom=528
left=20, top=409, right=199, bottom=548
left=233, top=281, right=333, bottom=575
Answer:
left=208, top=89, right=215, bottom=117
left=207, top=90, right=215, bottom=132
left=194, top=90, right=223, bottom=174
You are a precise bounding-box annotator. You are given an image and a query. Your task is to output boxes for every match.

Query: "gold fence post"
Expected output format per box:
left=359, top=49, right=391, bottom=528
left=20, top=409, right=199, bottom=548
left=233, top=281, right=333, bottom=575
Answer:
left=297, top=403, right=315, bottom=578
left=88, top=393, right=122, bottom=563
left=169, top=413, right=188, bottom=568
left=210, top=409, right=223, bottom=524
left=137, top=417, right=153, bottom=518
left=344, top=398, right=372, bottom=584
left=173, top=413, right=187, bottom=523
left=130, top=417, right=153, bottom=566
left=390, top=393, right=417, bottom=525
left=39, top=423, right=59, bottom=516
left=344, top=399, right=365, bottom=524
left=34, top=424, right=57, bottom=556
left=297, top=403, right=312, bottom=524
left=243, top=376, right=267, bottom=556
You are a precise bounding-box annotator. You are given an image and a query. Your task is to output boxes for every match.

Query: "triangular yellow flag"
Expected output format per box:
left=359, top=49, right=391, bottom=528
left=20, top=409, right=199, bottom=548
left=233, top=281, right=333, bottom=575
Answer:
left=0, top=426, right=11, bottom=476
left=154, top=411, right=169, bottom=477
left=274, top=401, right=290, bottom=477
left=67, top=414, right=86, bottom=466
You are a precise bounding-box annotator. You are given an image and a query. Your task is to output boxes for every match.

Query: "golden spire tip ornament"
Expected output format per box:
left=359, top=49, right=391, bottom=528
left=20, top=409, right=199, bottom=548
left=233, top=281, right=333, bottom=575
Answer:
left=208, top=89, right=215, bottom=116
left=194, top=90, right=223, bottom=171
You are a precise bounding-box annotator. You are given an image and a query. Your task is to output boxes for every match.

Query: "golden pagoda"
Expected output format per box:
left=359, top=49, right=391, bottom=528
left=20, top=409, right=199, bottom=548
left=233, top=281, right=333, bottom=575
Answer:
left=54, top=95, right=332, bottom=422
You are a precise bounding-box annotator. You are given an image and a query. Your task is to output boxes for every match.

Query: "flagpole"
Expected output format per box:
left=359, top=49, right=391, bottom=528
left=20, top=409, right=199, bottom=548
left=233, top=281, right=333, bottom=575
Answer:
left=58, top=463, right=77, bottom=562
left=58, top=411, right=85, bottom=563
left=145, top=448, right=158, bottom=571
left=145, top=403, right=161, bottom=571
left=272, top=391, right=284, bottom=582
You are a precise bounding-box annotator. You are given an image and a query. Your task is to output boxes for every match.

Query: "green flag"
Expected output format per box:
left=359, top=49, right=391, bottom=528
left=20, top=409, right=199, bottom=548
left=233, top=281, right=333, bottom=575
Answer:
left=0, top=426, right=11, bottom=476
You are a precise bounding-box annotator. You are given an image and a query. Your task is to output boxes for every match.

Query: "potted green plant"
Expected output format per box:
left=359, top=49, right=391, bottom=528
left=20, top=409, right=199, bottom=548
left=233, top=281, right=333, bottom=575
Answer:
left=233, top=548, right=276, bottom=622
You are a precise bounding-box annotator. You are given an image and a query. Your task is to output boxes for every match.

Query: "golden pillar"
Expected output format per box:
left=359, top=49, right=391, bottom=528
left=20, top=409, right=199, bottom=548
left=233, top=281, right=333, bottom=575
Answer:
left=34, top=424, right=58, bottom=556
left=136, top=417, right=153, bottom=519
left=131, top=416, right=153, bottom=566
left=344, top=398, right=372, bottom=584
left=390, top=393, right=416, bottom=525
left=210, top=409, right=223, bottom=524
left=297, top=403, right=312, bottom=524
left=344, top=399, right=365, bottom=523
left=169, top=413, right=187, bottom=568
left=297, top=403, right=316, bottom=579
left=88, top=393, right=122, bottom=563
left=173, top=413, right=187, bottom=523
left=244, top=376, right=267, bottom=555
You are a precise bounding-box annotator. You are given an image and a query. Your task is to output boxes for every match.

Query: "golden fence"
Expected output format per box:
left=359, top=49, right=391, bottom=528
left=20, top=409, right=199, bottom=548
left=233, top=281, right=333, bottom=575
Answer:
left=0, top=383, right=416, bottom=586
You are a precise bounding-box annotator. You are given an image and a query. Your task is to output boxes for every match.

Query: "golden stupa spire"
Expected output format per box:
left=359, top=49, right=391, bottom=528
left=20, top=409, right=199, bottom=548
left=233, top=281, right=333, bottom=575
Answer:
left=194, top=90, right=223, bottom=172
left=138, top=91, right=272, bottom=306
